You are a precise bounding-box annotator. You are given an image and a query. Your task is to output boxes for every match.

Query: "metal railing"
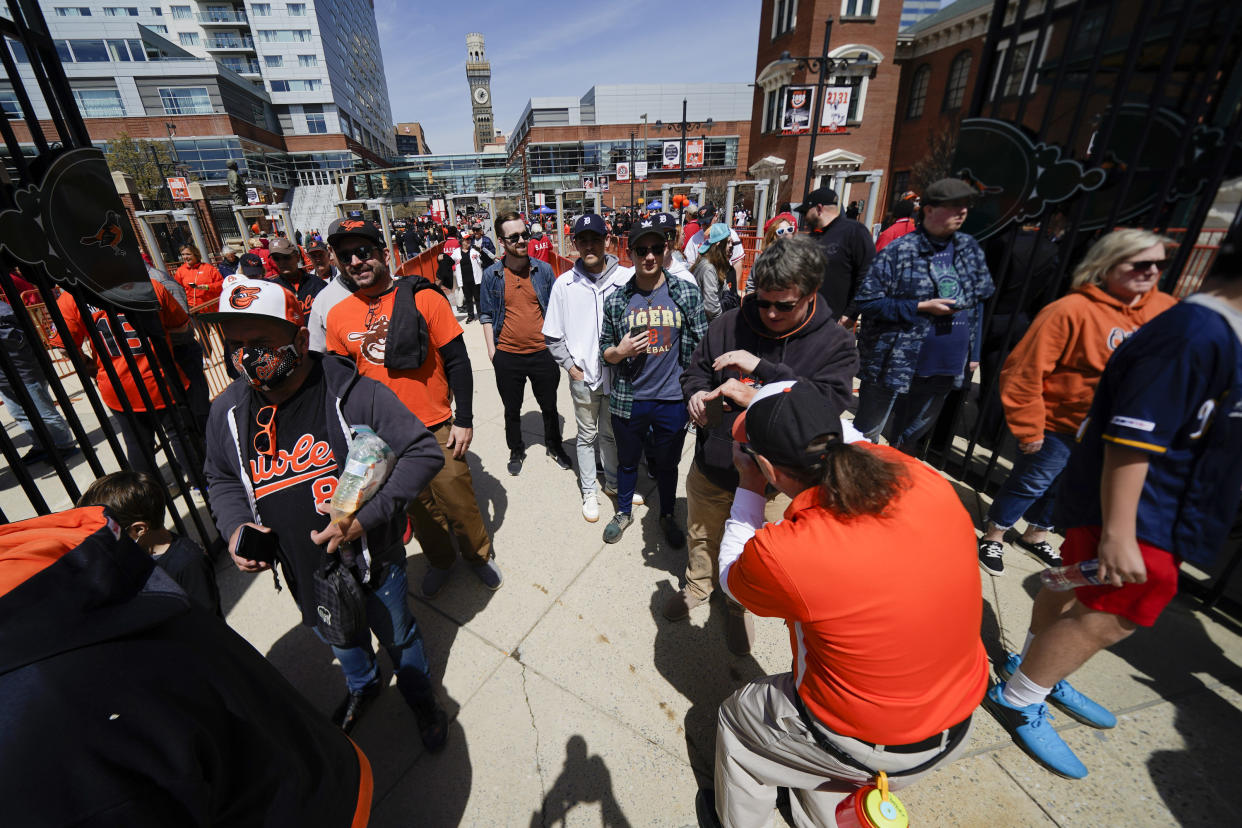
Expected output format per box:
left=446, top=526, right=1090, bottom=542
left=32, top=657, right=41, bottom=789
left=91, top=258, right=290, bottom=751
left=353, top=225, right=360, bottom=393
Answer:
left=204, top=35, right=254, bottom=50
left=197, top=10, right=248, bottom=24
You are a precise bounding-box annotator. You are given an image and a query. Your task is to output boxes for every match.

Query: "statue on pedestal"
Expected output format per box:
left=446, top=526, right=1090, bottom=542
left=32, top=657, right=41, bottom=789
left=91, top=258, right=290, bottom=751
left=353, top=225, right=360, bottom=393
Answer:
left=227, top=160, right=246, bottom=206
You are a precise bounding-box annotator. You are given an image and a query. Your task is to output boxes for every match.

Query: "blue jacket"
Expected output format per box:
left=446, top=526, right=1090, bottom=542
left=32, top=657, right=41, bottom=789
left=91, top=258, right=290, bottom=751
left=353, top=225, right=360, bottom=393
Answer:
left=478, top=257, right=557, bottom=340
left=854, top=229, right=994, bottom=392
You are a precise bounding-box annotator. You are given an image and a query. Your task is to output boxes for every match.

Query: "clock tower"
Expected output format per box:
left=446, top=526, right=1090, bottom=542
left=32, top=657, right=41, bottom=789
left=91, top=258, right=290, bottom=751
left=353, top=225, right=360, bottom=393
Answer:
left=465, top=33, right=494, bottom=153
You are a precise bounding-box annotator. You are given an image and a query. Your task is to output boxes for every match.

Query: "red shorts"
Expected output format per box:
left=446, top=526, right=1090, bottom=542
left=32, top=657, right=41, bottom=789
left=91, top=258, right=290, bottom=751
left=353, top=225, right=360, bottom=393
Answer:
left=1060, top=526, right=1181, bottom=627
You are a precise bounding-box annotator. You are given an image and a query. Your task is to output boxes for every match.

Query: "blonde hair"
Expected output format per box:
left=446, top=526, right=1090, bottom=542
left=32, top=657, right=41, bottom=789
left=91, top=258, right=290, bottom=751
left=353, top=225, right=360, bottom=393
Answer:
left=1071, top=228, right=1172, bottom=288
left=248, top=236, right=261, bottom=249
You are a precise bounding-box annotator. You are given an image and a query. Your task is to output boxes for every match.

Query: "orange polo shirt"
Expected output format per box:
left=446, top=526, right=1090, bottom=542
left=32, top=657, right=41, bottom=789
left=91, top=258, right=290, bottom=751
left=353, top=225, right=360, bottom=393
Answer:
left=727, top=443, right=988, bottom=744
left=324, top=283, right=463, bottom=428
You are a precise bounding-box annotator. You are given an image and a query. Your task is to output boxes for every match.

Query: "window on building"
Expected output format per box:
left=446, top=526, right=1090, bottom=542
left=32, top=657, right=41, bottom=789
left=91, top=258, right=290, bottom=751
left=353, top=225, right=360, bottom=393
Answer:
left=150, top=6, right=162, bottom=15
left=771, top=0, right=796, bottom=38
left=270, top=79, right=320, bottom=92
left=55, top=40, right=72, bottom=62
left=264, top=54, right=283, bottom=67
left=159, top=86, right=213, bottom=115
left=251, top=3, right=271, bottom=15
left=763, top=86, right=783, bottom=133
left=103, top=7, right=139, bottom=16
left=8, top=40, right=29, bottom=63
left=178, top=32, right=201, bottom=46
left=906, top=65, right=930, bottom=119
left=169, top=5, right=191, bottom=19
left=106, top=39, right=131, bottom=61
left=149, top=24, right=167, bottom=33
left=287, top=3, right=306, bottom=15
left=306, top=112, right=326, bottom=133
left=297, top=54, right=317, bottom=67
left=257, top=29, right=312, bottom=42
left=942, top=52, right=971, bottom=112
left=128, top=38, right=146, bottom=60
left=843, top=0, right=876, bottom=17
left=0, top=89, right=21, bottom=119
left=73, top=88, right=126, bottom=117
left=55, top=8, right=91, bottom=17
left=69, top=39, right=110, bottom=62
left=1002, top=41, right=1033, bottom=97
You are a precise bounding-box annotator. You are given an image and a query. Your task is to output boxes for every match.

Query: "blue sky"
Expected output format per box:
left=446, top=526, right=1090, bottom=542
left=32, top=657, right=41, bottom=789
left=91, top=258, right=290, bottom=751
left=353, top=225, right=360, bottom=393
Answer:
left=374, top=0, right=762, bottom=155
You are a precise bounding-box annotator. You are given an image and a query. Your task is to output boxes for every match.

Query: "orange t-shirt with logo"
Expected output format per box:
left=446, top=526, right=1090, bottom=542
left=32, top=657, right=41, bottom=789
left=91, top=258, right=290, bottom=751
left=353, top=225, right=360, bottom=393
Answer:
left=727, top=443, right=988, bottom=745
left=52, top=282, right=190, bottom=413
left=324, top=284, right=463, bottom=428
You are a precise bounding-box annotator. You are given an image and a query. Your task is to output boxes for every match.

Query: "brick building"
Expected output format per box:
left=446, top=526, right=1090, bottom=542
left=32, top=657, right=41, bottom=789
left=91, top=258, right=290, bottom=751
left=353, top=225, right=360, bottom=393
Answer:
left=748, top=0, right=905, bottom=228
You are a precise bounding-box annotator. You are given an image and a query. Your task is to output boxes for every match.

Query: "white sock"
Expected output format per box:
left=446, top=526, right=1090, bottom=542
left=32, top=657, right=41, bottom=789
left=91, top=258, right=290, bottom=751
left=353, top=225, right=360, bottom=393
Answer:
left=1020, top=631, right=1036, bottom=659
left=1002, top=666, right=1052, bottom=708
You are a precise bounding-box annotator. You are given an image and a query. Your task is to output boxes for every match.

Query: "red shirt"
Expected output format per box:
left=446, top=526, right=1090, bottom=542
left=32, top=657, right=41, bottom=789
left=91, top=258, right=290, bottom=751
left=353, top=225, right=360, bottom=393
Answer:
left=52, top=282, right=190, bottom=413
left=875, top=218, right=915, bottom=251
left=528, top=235, right=554, bottom=263
left=727, top=444, right=988, bottom=744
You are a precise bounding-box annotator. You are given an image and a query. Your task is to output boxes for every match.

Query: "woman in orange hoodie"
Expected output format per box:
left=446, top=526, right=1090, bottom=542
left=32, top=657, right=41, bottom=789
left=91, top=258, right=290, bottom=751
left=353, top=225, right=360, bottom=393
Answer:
left=977, top=229, right=1177, bottom=577
left=173, top=244, right=224, bottom=311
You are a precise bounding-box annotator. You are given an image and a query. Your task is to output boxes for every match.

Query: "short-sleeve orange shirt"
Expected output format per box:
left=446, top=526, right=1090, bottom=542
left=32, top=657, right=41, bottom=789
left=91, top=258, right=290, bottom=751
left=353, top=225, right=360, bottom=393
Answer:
left=324, top=283, right=463, bottom=428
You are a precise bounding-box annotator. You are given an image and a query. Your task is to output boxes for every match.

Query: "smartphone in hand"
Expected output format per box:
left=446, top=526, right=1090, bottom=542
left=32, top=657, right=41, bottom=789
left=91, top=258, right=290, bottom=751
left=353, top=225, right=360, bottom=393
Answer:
left=235, top=524, right=279, bottom=565
left=704, top=395, right=725, bottom=428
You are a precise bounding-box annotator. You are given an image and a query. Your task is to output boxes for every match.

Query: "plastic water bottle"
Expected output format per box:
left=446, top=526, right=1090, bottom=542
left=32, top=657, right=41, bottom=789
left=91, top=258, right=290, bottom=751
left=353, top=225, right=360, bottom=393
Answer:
left=1039, top=559, right=1102, bottom=591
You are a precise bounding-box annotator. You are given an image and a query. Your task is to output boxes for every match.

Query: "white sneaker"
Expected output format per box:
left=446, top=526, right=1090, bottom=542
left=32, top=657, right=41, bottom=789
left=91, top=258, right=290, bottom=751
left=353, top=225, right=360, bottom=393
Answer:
left=603, top=486, right=643, bottom=507
left=581, top=492, right=600, bottom=523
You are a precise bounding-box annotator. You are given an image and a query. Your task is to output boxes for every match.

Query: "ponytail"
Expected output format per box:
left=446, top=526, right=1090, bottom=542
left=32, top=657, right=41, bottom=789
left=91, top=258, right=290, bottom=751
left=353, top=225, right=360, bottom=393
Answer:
left=784, top=441, right=909, bottom=518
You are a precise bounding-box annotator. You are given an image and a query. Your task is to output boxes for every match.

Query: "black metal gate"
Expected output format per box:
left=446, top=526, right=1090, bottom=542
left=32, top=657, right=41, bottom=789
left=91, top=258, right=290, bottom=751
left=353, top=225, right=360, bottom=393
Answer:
left=0, top=0, right=214, bottom=546
left=922, top=0, right=1242, bottom=495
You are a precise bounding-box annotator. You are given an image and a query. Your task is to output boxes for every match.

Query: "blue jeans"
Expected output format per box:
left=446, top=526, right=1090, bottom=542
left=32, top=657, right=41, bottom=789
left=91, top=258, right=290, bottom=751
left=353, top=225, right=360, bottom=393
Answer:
left=322, top=561, right=433, bottom=709
left=0, top=374, right=74, bottom=449
left=986, top=431, right=1076, bottom=531
left=612, top=399, right=688, bottom=517
left=854, top=376, right=954, bottom=449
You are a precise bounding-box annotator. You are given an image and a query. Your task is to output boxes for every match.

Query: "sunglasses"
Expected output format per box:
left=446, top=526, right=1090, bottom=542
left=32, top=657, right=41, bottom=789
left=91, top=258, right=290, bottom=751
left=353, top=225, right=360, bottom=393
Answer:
left=502, top=231, right=531, bottom=243
left=336, top=244, right=376, bottom=262
left=1123, top=259, right=1166, bottom=273
left=755, top=298, right=801, bottom=312
left=254, top=404, right=276, bottom=458
left=632, top=242, right=666, bottom=258
left=271, top=252, right=300, bottom=261
left=774, top=226, right=795, bottom=236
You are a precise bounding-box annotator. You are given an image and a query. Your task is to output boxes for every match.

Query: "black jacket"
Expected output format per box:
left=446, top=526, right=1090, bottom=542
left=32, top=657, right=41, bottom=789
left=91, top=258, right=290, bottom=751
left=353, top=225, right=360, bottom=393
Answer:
left=0, top=506, right=371, bottom=827
left=681, top=294, right=859, bottom=490
left=807, top=216, right=876, bottom=318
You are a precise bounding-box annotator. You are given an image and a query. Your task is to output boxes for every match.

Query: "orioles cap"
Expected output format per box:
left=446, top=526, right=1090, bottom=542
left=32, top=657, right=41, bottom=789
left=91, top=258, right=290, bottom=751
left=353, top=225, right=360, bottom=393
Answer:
left=327, top=216, right=383, bottom=247
left=199, top=275, right=304, bottom=328
left=731, top=381, right=844, bottom=470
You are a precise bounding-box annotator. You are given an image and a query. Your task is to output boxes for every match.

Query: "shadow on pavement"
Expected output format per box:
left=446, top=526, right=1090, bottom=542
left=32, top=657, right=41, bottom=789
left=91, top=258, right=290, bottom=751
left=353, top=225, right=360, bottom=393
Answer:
left=638, top=494, right=687, bottom=577
left=530, top=734, right=632, bottom=828
left=1108, top=595, right=1242, bottom=823
left=465, top=449, right=508, bottom=536
left=650, top=581, right=767, bottom=791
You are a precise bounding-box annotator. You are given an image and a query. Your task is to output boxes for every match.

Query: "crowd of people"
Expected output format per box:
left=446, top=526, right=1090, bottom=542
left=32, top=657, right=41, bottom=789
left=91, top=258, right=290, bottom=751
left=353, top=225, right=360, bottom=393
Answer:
left=3, top=175, right=1241, bottom=827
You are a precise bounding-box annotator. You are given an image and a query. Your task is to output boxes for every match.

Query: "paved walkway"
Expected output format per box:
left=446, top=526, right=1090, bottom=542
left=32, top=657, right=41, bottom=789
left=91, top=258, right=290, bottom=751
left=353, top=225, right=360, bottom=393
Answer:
left=4, top=322, right=1242, bottom=826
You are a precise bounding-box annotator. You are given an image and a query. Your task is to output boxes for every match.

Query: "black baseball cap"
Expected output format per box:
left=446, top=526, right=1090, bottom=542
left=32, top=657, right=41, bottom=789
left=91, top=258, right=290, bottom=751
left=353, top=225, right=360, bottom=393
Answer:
left=327, top=216, right=383, bottom=247
left=305, top=238, right=328, bottom=254
left=794, top=187, right=839, bottom=213
left=238, top=252, right=266, bottom=277
left=731, top=381, right=844, bottom=469
left=573, top=214, right=608, bottom=237
left=629, top=215, right=667, bottom=245
left=922, top=178, right=979, bottom=205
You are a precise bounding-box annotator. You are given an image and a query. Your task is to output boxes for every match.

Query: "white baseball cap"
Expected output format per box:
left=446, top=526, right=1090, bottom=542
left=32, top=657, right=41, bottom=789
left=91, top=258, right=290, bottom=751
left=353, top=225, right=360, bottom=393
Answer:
left=200, top=275, right=304, bottom=327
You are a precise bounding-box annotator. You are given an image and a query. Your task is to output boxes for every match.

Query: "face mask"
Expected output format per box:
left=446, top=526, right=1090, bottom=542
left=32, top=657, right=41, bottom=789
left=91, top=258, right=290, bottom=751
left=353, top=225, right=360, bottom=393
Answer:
left=231, top=342, right=301, bottom=391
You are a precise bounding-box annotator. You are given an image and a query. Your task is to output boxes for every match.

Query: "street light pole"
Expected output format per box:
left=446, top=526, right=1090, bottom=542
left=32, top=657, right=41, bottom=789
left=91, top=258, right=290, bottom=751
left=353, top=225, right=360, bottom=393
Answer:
left=679, top=98, right=688, bottom=184
left=641, top=113, right=648, bottom=207
left=802, top=18, right=833, bottom=199
left=630, top=131, right=636, bottom=210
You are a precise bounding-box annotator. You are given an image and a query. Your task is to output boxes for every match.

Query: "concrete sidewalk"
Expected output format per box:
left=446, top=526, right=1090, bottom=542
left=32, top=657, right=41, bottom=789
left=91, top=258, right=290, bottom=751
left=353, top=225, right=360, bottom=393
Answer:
left=4, top=320, right=1242, bottom=827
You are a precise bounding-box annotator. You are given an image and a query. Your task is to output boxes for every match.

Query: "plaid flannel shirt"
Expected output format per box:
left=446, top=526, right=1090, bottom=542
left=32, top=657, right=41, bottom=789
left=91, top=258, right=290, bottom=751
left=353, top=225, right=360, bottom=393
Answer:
left=600, top=269, right=706, bottom=419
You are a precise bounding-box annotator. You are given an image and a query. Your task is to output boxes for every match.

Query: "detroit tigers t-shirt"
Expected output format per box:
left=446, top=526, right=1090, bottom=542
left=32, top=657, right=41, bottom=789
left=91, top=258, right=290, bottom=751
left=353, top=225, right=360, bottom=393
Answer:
left=625, top=279, right=684, bottom=402
left=915, top=237, right=971, bottom=377
left=324, top=283, right=463, bottom=428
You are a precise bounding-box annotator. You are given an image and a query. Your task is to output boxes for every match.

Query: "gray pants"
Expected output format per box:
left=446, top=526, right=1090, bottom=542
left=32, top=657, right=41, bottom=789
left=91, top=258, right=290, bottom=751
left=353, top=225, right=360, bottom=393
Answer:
left=569, top=378, right=616, bottom=496
left=715, top=673, right=975, bottom=827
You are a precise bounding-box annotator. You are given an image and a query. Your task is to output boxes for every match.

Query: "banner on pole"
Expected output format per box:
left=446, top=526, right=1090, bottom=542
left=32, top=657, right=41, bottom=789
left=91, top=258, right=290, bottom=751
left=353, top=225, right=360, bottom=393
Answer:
left=600, top=176, right=609, bottom=191
left=535, top=193, right=545, bottom=206
left=582, top=176, right=595, bottom=191
left=635, top=161, right=648, bottom=180
left=819, top=86, right=852, bottom=134
left=781, top=86, right=814, bottom=135
left=616, top=162, right=630, bottom=181
left=662, top=141, right=681, bottom=169
left=166, top=177, right=190, bottom=201
left=686, top=139, right=704, bottom=168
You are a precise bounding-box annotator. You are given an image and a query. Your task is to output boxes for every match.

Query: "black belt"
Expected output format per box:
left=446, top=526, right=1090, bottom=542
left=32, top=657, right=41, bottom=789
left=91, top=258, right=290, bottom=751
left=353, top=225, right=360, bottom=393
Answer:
left=791, top=689, right=971, bottom=777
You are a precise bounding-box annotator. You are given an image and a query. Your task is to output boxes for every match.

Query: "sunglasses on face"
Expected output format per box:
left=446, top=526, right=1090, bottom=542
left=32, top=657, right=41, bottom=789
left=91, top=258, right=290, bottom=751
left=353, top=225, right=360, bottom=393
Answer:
left=755, top=298, right=801, bottom=312
left=336, top=244, right=376, bottom=262
left=503, top=231, right=531, bottom=243
left=775, top=226, right=795, bottom=236
left=254, top=404, right=276, bottom=458
left=271, top=252, right=299, bottom=261
left=632, top=242, right=666, bottom=258
left=1124, top=259, right=1166, bottom=273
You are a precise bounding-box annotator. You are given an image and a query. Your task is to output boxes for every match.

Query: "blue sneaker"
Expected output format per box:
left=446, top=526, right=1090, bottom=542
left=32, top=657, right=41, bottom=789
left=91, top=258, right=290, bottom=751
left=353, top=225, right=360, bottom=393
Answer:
left=984, top=684, right=1088, bottom=779
left=997, top=653, right=1117, bottom=729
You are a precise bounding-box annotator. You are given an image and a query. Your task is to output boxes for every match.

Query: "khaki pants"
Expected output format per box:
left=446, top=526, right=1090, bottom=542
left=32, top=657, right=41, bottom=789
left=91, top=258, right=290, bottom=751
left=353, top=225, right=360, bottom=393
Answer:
left=685, top=462, right=789, bottom=602
left=407, top=421, right=493, bottom=568
left=715, top=673, right=975, bottom=827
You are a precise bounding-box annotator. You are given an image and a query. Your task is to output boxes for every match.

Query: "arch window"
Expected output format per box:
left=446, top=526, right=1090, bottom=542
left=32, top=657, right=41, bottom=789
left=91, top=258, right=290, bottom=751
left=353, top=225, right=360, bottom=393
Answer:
left=907, top=65, right=931, bottom=119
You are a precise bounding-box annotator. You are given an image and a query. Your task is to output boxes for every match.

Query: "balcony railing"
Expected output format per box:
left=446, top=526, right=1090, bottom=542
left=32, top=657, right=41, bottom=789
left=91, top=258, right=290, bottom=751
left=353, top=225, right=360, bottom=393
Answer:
left=197, top=11, right=248, bottom=25
left=220, top=58, right=261, bottom=74
left=204, top=36, right=254, bottom=50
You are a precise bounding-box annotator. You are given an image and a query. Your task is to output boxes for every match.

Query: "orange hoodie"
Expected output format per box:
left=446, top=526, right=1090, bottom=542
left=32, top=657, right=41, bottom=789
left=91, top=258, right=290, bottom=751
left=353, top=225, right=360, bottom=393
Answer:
left=1000, top=284, right=1177, bottom=443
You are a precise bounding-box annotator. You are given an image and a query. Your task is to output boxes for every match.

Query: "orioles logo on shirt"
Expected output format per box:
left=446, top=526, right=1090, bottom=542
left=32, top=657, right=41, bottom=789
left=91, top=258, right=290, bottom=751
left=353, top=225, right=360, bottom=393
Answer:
left=347, top=313, right=388, bottom=365
left=230, top=286, right=263, bottom=310
left=250, top=433, right=338, bottom=514
left=1107, top=326, right=1134, bottom=351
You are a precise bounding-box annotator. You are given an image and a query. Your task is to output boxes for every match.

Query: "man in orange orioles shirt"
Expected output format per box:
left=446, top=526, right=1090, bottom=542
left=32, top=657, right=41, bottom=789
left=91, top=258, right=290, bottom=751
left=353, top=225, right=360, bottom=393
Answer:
left=699, top=380, right=987, bottom=827
left=323, top=216, right=501, bottom=598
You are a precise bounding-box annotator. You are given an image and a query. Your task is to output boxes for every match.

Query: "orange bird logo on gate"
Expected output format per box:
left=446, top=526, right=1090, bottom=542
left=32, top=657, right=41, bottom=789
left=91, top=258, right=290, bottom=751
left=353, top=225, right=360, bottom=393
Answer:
left=229, top=286, right=263, bottom=309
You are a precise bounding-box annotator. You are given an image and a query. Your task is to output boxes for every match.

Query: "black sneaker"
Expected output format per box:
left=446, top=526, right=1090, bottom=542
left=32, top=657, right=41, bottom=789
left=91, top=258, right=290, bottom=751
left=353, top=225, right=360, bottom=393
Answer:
left=978, top=539, right=1005, bottom=576
left=19, top=446, right=49, bottom=465
left=659, top=515, right=685, bottom=549
left=414, top=700, right=449, bottom=752
left=506, top=451, right=525, bottom=476
left=546, top=446, right=573, bottom=470
left=1013, top=536, right=1062, bottom=568
left=332, top=685, right=381, bottom=734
